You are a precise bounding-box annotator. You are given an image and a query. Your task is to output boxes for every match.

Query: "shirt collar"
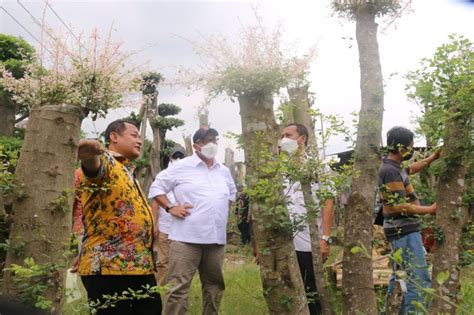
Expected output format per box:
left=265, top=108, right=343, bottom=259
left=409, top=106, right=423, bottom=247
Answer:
left=190, top=153, right=220, bottom=168
left=108, top=150, right=135, bottom=171
left=383, top=157, right=401, bottom=169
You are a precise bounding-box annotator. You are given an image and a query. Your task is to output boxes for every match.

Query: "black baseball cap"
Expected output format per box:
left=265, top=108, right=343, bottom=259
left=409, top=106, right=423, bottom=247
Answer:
left=169, top=146, right=185, bottom=158
left=192, top=127, right=219, bottom=143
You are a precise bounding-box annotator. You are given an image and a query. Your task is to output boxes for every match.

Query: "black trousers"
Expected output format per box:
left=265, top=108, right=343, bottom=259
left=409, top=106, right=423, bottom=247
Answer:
left=237, top=220, right=251, bottom=244
left=81, top=275, right=162, bottom=315
left=296, top=251, right=322, bottom=315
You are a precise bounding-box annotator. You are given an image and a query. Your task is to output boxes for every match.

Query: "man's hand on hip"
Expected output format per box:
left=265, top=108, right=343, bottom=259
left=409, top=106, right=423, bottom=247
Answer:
left=169, top=203, right=193, bottom=219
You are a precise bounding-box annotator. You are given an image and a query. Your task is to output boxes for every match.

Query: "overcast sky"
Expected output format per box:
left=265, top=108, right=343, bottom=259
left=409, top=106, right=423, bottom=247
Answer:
left=1, top=0, right=473, bottom=162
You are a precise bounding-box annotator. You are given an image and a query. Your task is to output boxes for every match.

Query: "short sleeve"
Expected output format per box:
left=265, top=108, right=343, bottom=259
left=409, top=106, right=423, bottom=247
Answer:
left=148, top=168, right=177, bottom=199
left=224, top=167, right=237, bottom=202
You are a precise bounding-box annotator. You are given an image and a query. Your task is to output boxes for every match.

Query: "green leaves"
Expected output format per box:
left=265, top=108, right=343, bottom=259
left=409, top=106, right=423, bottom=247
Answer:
left=7, top=257, right=58, bottom=310
left=350, top=243, right=371, bottom=259
left=406, top=34, right=473, bottom=147
left=436, top=271, right=450, bottom=286
left=393, top=248, right=403, bottom=264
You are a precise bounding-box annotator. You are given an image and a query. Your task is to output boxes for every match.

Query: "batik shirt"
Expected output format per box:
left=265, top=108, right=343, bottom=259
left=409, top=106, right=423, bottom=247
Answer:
left=78, top=151, right=154, bottom=275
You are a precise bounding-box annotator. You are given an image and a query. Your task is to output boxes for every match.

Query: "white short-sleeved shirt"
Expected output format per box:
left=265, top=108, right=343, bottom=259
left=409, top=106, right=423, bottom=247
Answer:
left=149, top=163, right=178, bottom=235
left=147, top=190, right=175, bottom=235
left=148, top=154, right=236, bottom=245
left=285, top=180, right=324, bottom=252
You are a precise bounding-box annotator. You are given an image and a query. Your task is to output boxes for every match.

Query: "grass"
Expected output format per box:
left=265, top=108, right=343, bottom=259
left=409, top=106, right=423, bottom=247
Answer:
left=63, top=244, right=474, bottom=314
left=458, top=266, right=474, bottom=315
left=188, top=250, right=267, bottom=315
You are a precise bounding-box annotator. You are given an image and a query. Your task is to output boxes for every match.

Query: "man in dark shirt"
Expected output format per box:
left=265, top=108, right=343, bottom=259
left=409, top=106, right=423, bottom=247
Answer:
left=379, top=126, right=440, bottom=313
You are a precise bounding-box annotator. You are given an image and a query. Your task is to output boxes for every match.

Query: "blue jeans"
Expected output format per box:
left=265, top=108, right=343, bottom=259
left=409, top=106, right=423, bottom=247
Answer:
left=387, top=232, right=431, bottom=314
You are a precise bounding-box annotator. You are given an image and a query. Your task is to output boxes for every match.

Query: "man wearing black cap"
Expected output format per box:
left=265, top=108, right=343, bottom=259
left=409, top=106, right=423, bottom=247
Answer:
left=151, top=127, right=236, bottom=315
left=148, top=146, right=186, bottom=286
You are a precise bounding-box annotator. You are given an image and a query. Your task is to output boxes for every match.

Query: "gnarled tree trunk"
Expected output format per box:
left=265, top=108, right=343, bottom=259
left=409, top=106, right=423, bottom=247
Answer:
left=142, top=93, right=161, bottom=193
left=199, top=110, right=209, bottom=128
left=238, top=92, right=308, bottom=315
left=0, top=95, right=16, bottom=137
left=291, top=85, right=333, bottom=314
left=225, top=148, right=235, bottom=181
left=3, top=104, right=84, bottom=314
left=287, top=85, right=317, bottom=149
left=183, top=135, right=193, bottom=157
left=341, top=4, right=382, bottom=314
left=301, top=183, right=335, bottom=315
left=429, top=106, right=470, bottom=314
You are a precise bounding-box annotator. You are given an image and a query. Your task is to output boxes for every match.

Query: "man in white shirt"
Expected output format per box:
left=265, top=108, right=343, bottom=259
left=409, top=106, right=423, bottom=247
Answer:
left=149, top=127, right=236, bottom=315
left=148, top=146, right=186, bottom=286
left=280, top=123, right=334, bottom=315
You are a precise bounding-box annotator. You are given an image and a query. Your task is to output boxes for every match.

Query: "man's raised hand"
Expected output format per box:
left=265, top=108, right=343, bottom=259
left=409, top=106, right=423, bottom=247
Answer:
left=78, top=139, right=104, bottom=161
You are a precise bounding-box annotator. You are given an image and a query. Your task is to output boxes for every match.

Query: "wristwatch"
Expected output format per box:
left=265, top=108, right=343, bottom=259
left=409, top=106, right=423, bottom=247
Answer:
left=321, top=235, right=333, bottom=244
left=164, top=204, right=175, bottom=213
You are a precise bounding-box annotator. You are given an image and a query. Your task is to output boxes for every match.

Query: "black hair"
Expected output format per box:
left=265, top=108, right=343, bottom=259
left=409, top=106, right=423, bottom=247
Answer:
left=285, top=123, right=309, bottom=146
left=171, top=151, right=185, bottom=160
left=386, top=126, right=414, bottom=153
left=104, top=119, right=139, bottom=147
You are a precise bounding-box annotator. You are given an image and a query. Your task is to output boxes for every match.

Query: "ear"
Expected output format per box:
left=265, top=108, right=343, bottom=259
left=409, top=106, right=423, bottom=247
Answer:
left=299, top=135, right=307, bottom=146
left=109, top=132, right=120, bottom=144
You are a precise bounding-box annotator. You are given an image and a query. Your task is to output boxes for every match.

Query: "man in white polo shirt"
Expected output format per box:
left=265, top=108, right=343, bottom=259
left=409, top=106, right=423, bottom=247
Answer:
left=150, top=127, right=236, bottom=315
left=280, top=123, right=334, bottom=315
left=149, top=146, right=186, bottom=286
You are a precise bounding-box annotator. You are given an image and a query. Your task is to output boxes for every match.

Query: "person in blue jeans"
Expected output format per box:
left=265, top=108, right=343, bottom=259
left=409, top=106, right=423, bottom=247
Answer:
left=378, top=126, right=440, bottom=313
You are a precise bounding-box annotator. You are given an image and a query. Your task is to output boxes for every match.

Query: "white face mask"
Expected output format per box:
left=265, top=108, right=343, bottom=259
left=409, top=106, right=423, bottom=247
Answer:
left=280, top=137, right=299, bottom=154
left=200, top=142, right=218, bottom=159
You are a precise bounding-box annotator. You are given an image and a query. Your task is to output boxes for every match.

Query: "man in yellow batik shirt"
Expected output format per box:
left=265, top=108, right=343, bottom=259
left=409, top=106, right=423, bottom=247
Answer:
left=77, top=119, right=161, bottom=315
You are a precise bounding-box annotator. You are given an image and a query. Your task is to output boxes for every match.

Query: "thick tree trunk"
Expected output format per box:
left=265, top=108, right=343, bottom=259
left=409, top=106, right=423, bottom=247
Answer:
left=183, top=135, right=193, bottom=157
left=287, top=85, right=317, bottom=149
left=341, top=5, right=382, bottom=314
left=301, top=183, right=334, bottom=315
left=3, top=104, right=84, bottom=313
left=225, top=148, right=235, bottom=181
left=139, top=101, right=148, bottom=159
left=142, top=93, right=161, bottom=194
left=238, top=93, right=308, bottom=315
left=199, top=110, right=209, bottom=128
left=235, top=162, right=246, bottom=186
left=0, top=96, right=16, bottom=137
left=429, top=107, right=470, bottom=314
left=141, top=124, right=161, bottom=194
left=291, top=86, right=333, bottom=314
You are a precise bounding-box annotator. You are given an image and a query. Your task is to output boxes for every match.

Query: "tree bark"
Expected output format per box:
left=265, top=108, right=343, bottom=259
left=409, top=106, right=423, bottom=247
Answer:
left=183, top=135, right=193, bottom=157
left=0, top=95, right=16, bottom=137
left=138, top=100, right=148, bottom=159
left=238, top=92, right=308, bottom=315
left=3, top=104, right=84, bottom=314
left=225, top=148, right=235, bottom=181
left=287, top=85, right=317, bottom=149
left=199, top=110, right=209, bottom=128
left=429, top=106, right=470, bottom=314
left=290, top=85, right=333, bottom=314
left=301, top=183, right=335, bottom=315
left=142, top=93, right=161, bottom=194
left=341, top=4, right=383, bottom=314
left=386, top=279, right=402, bottom=315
